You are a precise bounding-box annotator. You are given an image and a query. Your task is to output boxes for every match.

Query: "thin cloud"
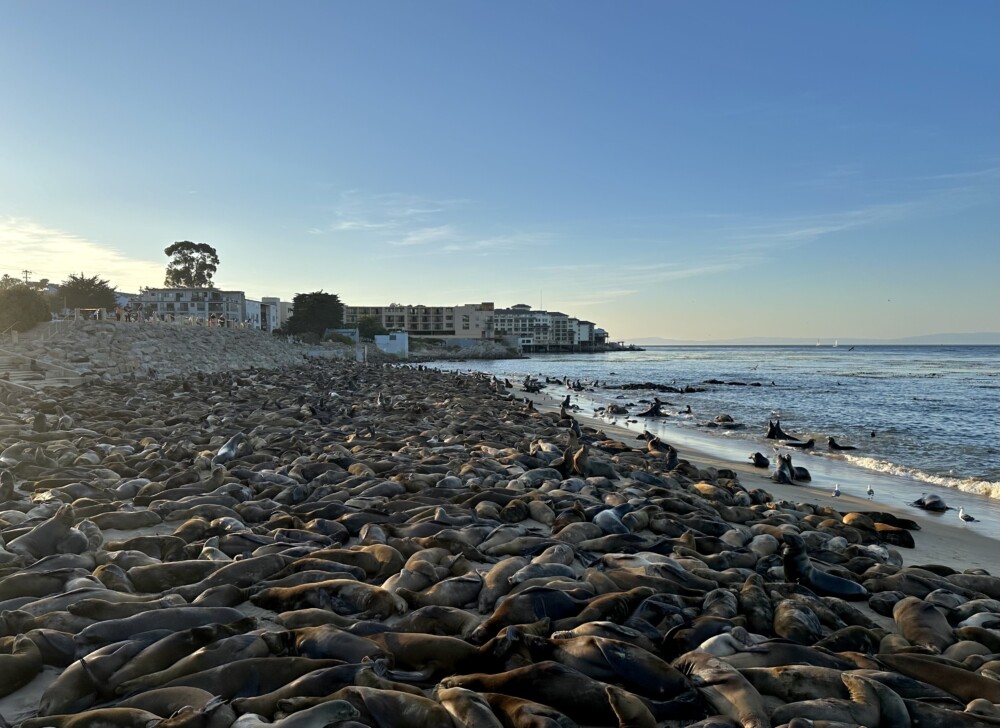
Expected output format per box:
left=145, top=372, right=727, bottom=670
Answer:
left=388, top=225, right=457, bottom=247
left=0, top=217, right=164, bottom=292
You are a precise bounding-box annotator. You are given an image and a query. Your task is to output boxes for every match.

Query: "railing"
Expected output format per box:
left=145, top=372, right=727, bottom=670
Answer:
left=0, top=346, right=85, bottom=377
left=0, top=322, right=17, bottom=347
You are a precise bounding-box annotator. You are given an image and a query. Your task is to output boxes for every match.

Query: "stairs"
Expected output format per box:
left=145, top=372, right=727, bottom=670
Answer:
left=0, top=352, right=84, bottom=390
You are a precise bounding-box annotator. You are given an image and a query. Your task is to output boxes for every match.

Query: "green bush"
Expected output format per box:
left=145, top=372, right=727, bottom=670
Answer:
left=323, top=332, right=355, bottom=345
left=0, top=286, right=52, bottom=332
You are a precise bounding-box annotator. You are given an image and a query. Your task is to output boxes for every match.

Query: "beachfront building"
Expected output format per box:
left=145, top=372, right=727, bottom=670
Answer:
left=493, top=304, right=598, bottom=353
left=262, top=297, right=293, bottom=330
left=134, top=287, right=276, bottom=330
left=374, top=331, right=409, bottom=358
left=343, top=302, right=495, bottom=341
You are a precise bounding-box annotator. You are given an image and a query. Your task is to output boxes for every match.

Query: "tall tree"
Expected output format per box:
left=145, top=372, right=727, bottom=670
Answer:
left=164, top=241, right=220, bottom=288
left=285, top=291, right=344, bottom=337
left=58, top=273, right=117, bottom=310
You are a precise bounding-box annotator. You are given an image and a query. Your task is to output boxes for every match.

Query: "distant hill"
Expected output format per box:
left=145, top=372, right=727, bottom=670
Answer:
left=628, top=332, right=1000, bottom=346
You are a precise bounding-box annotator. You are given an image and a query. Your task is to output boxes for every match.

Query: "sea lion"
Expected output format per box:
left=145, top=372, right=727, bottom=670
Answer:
left=494, top=627, right=692, bottom=700
left=0, top=633, right=43, bottom=697
left=748, top=452, right=769, bottom=469
left=107, top=618, right=256, bottom=693
left=786, top=438, right=815, bottom=450
left=673, top=650, right=770, bottom=728
left=782, top=534, right=868, bottom=600
left=828, top=437, right=858, bottom=451
left=436, top=686, right=505, bottom=728
left=893, top=597, right=956, bottom=653
left=877, top=652, right=1000, bottom=704
left=911, top=493, right=949, bottom=512
left=770, top=672, right=908, bottom=728
left=323, top=685, right=454, bottom=728
left=440, top=661, right=701, bottom=725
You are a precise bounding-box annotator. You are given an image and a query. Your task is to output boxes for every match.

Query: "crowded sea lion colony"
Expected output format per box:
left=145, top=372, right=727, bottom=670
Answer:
left=1, top=360, right=1000, bottom=727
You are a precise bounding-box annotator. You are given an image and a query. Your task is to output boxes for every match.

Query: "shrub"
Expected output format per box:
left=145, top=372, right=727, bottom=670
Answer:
left=0, top=286, right=52, bottom=332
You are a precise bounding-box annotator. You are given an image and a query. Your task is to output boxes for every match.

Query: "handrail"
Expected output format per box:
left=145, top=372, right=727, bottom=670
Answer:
left=0, top=379, right=35, bottom=394
left=0, top=347, right=86, bottom=376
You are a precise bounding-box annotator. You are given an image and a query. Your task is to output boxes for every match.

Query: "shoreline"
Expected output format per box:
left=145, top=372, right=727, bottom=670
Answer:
left=521, top=385, right=1000, bottom=575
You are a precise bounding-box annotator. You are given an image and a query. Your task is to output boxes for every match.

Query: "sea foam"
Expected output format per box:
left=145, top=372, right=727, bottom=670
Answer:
left=843, top=454, right=1000, bottom=499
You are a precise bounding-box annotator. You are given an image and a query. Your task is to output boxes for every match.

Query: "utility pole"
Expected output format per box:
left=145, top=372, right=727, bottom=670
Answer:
left=22, top=269, right=31, bottom=285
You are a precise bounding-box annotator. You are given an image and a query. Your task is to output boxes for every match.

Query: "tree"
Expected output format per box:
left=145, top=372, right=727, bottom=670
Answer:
left=0, top=285, right=51, bottom=332
left=164, top=241, right=220, bottom=288
left=357, top=315, right=388, bottom=340
left=285, top=291, right=343, bottom=337
left=58, top=273, right=117, bottom=310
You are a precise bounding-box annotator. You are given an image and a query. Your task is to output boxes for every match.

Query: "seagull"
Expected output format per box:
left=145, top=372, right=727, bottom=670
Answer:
left=866, top=484, right=874, bottom=500
left=959, top=507, right=979, bottom=524
left=831, top=483, right=841, bottom=497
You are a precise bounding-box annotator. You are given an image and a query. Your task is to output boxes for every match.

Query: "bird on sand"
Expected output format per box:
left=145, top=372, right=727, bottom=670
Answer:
left=831, top=483, right=841, bottom=497
left=866, top=484, right=874, bottom=500
left=959, top=507, right=979, bottom=524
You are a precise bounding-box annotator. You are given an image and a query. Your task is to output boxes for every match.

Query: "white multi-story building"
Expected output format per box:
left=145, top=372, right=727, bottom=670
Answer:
left=133, top=288, right=277, bottom=330
left=493, top=305, right=598, bottom=352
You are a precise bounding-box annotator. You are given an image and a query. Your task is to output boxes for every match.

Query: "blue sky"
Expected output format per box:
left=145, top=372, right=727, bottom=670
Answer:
left=1, top=1, right=997, bottom=340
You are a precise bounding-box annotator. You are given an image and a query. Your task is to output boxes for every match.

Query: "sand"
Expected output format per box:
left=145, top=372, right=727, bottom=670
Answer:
left=523, top=388, right=1000, bottom=576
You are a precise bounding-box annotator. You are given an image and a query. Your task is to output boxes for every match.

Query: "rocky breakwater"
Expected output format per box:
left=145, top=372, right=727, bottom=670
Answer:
left=1, top=363, right=1000, bottom=726
left=10, top=322, right=309, bottom=382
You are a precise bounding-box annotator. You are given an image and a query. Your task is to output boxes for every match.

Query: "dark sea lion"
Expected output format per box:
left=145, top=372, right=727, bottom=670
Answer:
left=782, top=533, right=868, bottom=600
left=251, top=579, right=406, bottom=619
left=786, top=438, right=815, bottom=450
left=18, top=708, right=163, bottom=728
left=771, top=454, right=795, bottom=485
left=75, top=606, right=247, bottom=651
left=469, top=586, right=592, bottom=643
left=321, top=685, right=453, bottom=728
left=748, top=452, right=769, bottom=469
left=158, top=656, right=342, bottom=699
left=773, top=600, right=824, bottom=645
left=911, top=493, right=950, bottom=512
left=230, top=663, right=379, bottom=717
left=106, top=618, right=256, bottom=692
left=116, top=633, right=273, bottom=694
left=441, top=661, right=701, bottom=724
left=495, top=627, right=692, bottom=700
left=828, top=437, right=858, bottom=451
left=765, top=419, right=799, bottom=441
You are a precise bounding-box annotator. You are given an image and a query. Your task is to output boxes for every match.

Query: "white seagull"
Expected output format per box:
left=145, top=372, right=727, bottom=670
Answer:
left=831, top=483, right=841, bottom=497
left=866, top=484, right=874, bottom=500
left=959, top=507, right=979, bottom=524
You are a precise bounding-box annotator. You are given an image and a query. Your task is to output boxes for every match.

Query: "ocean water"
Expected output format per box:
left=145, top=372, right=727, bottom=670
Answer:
left=426, top=346, right=1000, bottom=520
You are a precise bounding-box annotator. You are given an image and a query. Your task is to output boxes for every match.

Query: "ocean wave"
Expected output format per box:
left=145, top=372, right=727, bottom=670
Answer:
left=843, top=454, right=1000, bottom=499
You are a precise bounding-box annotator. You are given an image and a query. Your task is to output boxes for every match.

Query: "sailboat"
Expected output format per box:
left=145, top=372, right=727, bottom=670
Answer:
left=833, top=340, right=839, bottom=348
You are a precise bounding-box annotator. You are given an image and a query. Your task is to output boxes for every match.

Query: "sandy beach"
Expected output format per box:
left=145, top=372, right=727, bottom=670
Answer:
left=522, top=387, right=1000, bottom=576
left=3, top=359, right=1000, bottom=727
